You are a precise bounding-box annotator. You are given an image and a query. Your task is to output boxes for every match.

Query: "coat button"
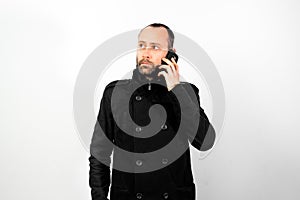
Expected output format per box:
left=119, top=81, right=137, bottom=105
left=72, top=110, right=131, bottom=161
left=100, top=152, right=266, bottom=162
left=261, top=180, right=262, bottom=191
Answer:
left=135, top=95, right=142, bottom=101
left=161, top=124, right=168, bottom=130
left=136, top=193, right=143, bottom=199
left=135, top=126, right=142, bottom=133
left=162, top=158, right=168, bottom=165
left=136, top=160, right=143, bottom=166
left=163, top=192, right=169, bottom=199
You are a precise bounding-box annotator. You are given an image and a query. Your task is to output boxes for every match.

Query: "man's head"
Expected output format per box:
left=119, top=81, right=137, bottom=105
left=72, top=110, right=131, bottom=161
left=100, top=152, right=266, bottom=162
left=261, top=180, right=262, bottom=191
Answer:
left=136, top=23, right=175, bottom=78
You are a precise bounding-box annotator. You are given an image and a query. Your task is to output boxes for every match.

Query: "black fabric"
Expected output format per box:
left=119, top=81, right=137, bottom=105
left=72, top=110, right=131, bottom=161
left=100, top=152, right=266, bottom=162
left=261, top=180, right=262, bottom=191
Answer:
left=89, top=68, right=215, bottom=200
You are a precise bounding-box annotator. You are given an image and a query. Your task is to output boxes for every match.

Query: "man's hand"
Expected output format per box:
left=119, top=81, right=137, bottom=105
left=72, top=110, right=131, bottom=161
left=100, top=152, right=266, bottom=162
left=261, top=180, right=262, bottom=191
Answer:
left=158, top=57, right=180, bottom=91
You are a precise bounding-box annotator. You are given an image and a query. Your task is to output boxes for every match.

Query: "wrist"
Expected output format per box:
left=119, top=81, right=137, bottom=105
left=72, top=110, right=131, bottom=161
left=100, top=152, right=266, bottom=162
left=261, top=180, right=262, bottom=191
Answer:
left=168, top=82, right=180, bottom=91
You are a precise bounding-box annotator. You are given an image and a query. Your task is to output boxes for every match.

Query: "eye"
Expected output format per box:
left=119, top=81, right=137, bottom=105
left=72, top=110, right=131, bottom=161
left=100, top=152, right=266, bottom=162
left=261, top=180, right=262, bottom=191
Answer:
left=152, top=45, right=160, bottom=50
left=138, top=43, right=145, bottom=49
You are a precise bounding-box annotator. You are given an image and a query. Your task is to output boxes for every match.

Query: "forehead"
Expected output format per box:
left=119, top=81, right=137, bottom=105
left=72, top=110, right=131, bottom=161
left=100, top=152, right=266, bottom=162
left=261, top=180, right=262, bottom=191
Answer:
left=138, top=27, right=169, bottom=46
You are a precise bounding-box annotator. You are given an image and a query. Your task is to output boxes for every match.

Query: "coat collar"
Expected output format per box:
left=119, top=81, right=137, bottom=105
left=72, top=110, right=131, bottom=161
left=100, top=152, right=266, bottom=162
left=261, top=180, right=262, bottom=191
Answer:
left=132, top=67, right=167, bottom=87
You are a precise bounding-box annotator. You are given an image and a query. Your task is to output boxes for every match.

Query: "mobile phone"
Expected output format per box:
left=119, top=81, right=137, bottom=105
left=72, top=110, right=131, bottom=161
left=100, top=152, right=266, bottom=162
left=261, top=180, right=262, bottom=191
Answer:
left=161, top=50, right=179, bottom=65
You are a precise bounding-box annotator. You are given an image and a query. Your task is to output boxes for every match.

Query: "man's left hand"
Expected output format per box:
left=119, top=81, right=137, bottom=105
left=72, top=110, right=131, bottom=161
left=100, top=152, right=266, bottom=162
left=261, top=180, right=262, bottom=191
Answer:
left=158, top=57, right=180, bottom=91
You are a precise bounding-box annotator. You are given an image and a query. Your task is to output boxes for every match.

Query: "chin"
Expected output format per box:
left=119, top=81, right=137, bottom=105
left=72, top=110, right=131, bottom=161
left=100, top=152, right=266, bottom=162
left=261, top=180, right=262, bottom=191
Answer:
left=138, top=66, right=155, bottom=75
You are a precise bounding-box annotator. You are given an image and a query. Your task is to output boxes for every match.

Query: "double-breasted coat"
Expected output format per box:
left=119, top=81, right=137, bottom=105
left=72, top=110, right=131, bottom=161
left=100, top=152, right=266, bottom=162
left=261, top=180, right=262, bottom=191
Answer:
left=89, top=69, right=215, bottom=200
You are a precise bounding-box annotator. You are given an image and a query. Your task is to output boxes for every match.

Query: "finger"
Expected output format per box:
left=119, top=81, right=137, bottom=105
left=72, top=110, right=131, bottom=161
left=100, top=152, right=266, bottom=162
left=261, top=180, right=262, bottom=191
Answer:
left=161, top=58, right=175, bottom=73
left=157, top=70, right=168, bottom=79
left=167, top=57, right=178, bottom=73
left=162, top=58, right=174, bottom=68
left=163, top=61, right=176, bottom=74
left=171, top=57, right=177, bottom=64
left=171, top=57, right=179, bottom=71
left=159, top=65, right=173, bottom=75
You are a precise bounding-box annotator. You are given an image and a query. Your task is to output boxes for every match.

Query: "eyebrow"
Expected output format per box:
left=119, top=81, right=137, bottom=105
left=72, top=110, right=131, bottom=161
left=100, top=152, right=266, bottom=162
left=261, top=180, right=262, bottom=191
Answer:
left=138, top=41, right=161, bottom=46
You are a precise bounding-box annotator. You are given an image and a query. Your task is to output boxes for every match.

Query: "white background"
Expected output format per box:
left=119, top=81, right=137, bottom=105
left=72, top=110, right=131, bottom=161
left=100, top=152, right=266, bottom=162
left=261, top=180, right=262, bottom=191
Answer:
left=1, top=0, right=300, bottom=199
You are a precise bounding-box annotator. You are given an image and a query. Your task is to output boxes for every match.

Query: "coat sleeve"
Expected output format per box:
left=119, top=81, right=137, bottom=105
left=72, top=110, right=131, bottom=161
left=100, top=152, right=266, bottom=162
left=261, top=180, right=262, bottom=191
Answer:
left=89, top=155, right=110, bottom=200
left=89, top=85, right=115, bottom=200
left=170, top=83, right=216, bottom=151
left=189, top=84, right=216, bottom=151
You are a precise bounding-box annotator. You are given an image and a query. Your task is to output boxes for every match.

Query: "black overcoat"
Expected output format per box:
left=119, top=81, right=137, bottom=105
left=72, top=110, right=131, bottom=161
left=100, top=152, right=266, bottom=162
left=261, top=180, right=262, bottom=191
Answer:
left=89, top=69, right=215, bottom=200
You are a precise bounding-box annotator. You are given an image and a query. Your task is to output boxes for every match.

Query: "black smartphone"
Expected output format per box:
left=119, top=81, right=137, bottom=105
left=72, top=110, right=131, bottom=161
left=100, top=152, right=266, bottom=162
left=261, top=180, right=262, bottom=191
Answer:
left=161, top=50, right=179, bottom=65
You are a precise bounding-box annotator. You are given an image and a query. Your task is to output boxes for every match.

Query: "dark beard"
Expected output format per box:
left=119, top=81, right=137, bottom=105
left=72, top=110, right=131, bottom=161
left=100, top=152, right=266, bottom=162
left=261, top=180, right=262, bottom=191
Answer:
left=136, top=64, right=163, bottom=80
left=137, top=64, right=156, bottom=75
left=136, top=57, right=164, bottom=80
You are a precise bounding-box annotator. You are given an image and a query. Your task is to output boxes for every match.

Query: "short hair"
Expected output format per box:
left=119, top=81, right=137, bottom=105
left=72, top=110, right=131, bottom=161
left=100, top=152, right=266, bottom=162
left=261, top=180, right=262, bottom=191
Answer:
left=139, top=23, right=175, bottom=49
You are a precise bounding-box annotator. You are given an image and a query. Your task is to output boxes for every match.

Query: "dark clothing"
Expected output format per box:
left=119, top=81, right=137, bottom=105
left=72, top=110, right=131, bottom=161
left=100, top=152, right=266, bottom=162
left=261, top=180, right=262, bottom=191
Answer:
left=89, top=69, right=215, bottom=200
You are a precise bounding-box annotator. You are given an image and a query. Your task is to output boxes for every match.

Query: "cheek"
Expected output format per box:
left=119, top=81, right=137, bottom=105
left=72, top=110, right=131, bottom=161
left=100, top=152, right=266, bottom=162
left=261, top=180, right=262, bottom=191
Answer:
left=136, top=51, right=167, bottom=64
left=137, top=52, right=142, bottom=60
left=153, top=52, right=167, bottom=64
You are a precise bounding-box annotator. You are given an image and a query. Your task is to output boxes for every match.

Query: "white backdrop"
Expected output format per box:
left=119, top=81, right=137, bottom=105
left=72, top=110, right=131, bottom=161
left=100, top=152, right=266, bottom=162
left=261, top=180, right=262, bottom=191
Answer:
left=1, top=0, right=300, bottom=199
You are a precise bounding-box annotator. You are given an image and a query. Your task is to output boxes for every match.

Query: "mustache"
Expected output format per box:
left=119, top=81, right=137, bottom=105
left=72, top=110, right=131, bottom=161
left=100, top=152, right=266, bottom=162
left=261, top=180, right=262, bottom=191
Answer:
left=138, top=59, right=154, bottom=65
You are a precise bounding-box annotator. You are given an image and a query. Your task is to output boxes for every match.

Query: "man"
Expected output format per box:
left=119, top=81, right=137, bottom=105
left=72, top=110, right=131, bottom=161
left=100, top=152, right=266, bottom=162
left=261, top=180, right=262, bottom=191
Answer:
left=89, top=23, right=216, bottom=200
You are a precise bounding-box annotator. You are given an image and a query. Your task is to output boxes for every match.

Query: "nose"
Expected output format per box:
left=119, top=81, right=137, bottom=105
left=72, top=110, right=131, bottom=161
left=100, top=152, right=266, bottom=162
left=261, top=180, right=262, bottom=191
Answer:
left=141, top=48, right=151, bottom=59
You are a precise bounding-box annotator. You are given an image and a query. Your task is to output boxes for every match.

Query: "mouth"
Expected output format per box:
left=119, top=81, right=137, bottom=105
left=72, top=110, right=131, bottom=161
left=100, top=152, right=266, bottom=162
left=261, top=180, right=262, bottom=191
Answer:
left=139, top=60, right=152, bottom=65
